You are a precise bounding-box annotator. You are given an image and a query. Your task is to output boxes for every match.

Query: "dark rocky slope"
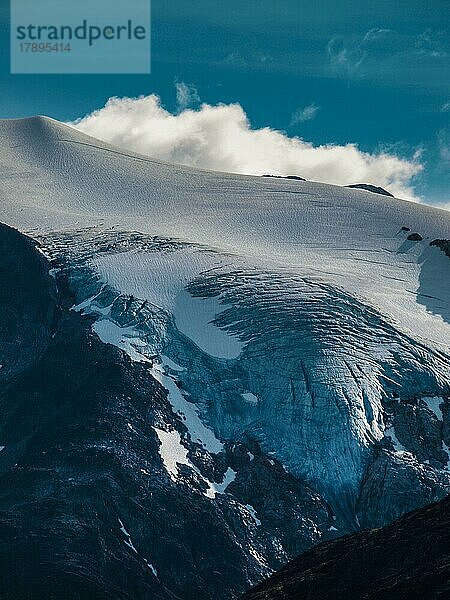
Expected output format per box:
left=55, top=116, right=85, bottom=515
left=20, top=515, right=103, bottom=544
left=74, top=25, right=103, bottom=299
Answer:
left=346, top=183, right=394, bottom=196
left=242, top=495, right=450, bottom=600
left=430, top=239, right=450, bottom=259
left=0, top=222, right=58, bottom=384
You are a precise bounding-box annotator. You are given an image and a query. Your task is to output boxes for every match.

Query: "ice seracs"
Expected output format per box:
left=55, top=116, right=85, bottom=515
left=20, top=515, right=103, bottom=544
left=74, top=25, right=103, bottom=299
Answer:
left=93, top=249, right=244, bottom=359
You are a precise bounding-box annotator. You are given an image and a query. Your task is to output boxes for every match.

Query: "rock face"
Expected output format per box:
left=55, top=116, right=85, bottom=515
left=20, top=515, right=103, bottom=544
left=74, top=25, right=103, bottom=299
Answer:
left=0, top=223, right=57, bottom=384
left=262, top=175, right=306, bottom=181
left=431, top=238, right=450, bottom=258
left=241, top=495, right=450, bottom=600
left=407, top=232, right=423, bottom=241
left=346, top=183, right=394, bottom=196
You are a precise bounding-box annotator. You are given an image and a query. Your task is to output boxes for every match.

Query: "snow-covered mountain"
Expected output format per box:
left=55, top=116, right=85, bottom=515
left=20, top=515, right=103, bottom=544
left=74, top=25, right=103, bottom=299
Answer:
left=0, top=116, right=449, bottom=598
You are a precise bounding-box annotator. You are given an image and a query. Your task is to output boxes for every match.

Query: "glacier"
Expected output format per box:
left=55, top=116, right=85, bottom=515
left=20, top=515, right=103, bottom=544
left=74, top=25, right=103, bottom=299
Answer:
left=0, top=115, right=449, bottom=596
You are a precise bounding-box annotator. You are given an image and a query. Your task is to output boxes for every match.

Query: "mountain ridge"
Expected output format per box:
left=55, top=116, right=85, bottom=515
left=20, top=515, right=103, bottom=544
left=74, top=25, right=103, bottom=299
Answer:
left=0, top=117, right=449, bottom=598
left=1, top=115, right=446, bottom=211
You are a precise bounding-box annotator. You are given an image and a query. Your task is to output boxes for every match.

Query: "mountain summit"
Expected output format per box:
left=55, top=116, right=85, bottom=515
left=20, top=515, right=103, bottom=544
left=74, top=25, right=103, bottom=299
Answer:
left=0, top=116, right=449, bottom=598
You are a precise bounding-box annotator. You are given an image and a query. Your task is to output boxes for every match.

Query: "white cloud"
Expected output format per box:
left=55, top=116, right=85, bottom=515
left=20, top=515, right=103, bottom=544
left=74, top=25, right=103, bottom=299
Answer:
left=363, top=28, right=393, bottom=43
left=326, top=28, right=448, bottom=84
left=175, top=81, right=200, bottom=112
left=291, top=103, right=320, bottom=125
left=415, top=29, right=448, bottom=59
left=437, top=128, right=450, bottom=166
left=326, top=36, right=366, bottom=76
left=70, top=93, right=423, bottom=201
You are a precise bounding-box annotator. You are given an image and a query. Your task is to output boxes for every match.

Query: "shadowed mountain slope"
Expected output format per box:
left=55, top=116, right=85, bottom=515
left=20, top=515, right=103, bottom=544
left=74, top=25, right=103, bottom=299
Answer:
left=242, top=494, right=450, bottom=600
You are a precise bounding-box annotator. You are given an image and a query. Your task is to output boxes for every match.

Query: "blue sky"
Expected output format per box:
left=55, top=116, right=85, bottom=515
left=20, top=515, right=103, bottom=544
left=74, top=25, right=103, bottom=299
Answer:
left=0, top=0, right=449, bottom=205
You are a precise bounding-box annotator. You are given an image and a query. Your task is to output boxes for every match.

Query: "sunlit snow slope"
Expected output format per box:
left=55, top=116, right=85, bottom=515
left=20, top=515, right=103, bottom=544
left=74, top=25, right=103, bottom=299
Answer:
left=1, top=115, right=449, bottom=531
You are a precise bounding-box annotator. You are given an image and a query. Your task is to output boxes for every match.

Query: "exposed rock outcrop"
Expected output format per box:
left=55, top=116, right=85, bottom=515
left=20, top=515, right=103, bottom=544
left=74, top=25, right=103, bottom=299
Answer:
left=346, top=183, right=394, bottom=196
left=430, top=238, right=450, bottom=258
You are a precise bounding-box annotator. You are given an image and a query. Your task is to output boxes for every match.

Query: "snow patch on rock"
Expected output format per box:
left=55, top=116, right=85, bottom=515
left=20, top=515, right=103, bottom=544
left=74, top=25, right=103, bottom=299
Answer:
left=385, top=425, right=407, bottom=453
left=245, top=504, right=261, bottom=526
left=242, top=392, right=259, bottom=404
left=151, top=363, right=223, bottom=454
left=423, top=397, right=444, bottom=422
left=153, top=427, right=193, bottom=481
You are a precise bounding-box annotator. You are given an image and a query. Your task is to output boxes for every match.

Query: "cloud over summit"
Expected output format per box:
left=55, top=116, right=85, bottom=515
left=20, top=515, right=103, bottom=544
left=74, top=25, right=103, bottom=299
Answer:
left=70, top=93, right=422, bottom=201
